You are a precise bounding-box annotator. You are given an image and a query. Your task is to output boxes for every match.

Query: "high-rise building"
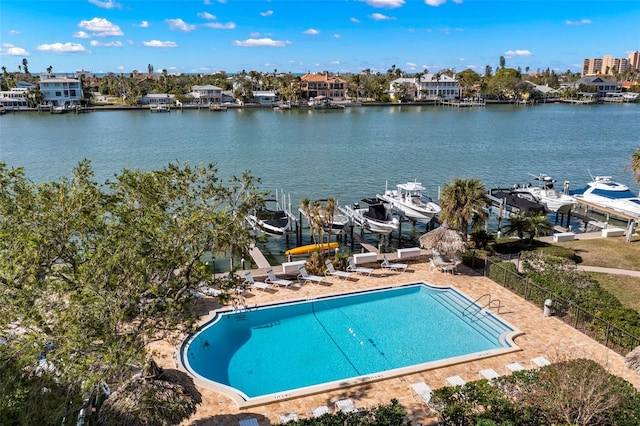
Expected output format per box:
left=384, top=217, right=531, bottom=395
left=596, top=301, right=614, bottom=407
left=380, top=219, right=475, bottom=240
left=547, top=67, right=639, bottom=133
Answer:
left=629, top=51, right=640, bottom=70
left=582, top=58, right=602, bottom=76
left=582, top=52, right=639, bottom=76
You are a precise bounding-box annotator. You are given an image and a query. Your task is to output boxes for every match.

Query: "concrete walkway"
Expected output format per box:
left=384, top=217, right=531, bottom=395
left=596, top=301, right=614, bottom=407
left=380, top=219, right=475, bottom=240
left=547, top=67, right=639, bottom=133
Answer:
left=576, top=265, right=640, bottom=278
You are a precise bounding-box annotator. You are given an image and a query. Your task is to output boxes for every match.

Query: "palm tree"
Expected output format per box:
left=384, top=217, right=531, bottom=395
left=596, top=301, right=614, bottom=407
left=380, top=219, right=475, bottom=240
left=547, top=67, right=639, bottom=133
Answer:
left=439, top=177, right=488, bottom=238
left=504, top=211, right=553, bottom=245
left=626, top=147, right=640, bottom=184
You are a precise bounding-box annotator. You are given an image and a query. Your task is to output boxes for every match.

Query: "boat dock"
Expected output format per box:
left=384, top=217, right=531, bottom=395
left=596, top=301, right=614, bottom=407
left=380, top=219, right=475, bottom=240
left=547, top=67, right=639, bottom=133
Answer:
left=574, top=198, right=640, bottom=225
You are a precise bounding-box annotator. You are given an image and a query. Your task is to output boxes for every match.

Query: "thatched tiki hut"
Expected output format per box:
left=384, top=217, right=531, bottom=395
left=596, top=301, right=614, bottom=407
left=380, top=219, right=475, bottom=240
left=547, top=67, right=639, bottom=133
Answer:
left=419, top=221, right=468, bottom=257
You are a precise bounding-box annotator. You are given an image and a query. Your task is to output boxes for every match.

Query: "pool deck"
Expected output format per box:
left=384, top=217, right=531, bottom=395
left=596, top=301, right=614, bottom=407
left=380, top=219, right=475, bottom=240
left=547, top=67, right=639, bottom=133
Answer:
left=151, top=258, right=640, bottom=425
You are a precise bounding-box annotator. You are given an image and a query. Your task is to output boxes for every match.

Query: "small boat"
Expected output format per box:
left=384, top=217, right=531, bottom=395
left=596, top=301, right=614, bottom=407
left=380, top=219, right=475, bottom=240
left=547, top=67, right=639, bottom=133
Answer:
left=308, top=96, right=345, bottom=109
left=285, top=242, right=339, bottom=256
left=209, top=103, right=228, bottom=111
left=150, top=104, right=170, bottom=112
left=377, top=180, right=441, bottom=223
left=515, top=174, right=576, bottom=214
left=570, top=176, right=640, bottom=219
left=340, top=198, right=399, bottom=235
left=299, top=198, right=349, bottom=235
left=488, top=188, right=546, bottom=214
left=246, top=199, right=292, bottom=236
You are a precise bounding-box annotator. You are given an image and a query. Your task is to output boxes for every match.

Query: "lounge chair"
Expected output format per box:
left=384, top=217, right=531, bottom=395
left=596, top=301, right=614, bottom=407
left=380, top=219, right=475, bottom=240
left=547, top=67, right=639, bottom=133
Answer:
left=347, top=257, right=374, bottom=276
left=479, top=368, right=501, bottom=381
left=311, top=405, right=330, bottom=417
left=445, top=375, right=466, bottom=387
left=410, top=381, right=436, bottom=414
left=506, top=362, right=525, bottom=374
left=335, top=398, right=358, bottom=413
left=325, top=260, right=351, bottom=280
left=265, top=268, right=293, bottom=288
left=243, top=271, right=272, bottom=291
left=278, top=412, right=298, bottom=423
left=239, top=418, right=259, bottom=426
left=381, top=255, right=408, bottom=272
left=531, top=356, right=551, bottom=368
left=198, top=282, right=222, bottom=297
left=297, top=265, right=325, bottom=285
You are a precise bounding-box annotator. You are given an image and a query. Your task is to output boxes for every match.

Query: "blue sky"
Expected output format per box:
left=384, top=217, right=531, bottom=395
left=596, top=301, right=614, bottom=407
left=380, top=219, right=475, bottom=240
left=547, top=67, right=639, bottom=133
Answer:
left=1, top=0, right=639, bottom=75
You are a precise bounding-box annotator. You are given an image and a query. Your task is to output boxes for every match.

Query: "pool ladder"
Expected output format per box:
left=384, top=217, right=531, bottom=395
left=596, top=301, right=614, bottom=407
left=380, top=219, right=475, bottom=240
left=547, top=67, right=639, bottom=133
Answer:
left=462, top=293, right=502, bottom=319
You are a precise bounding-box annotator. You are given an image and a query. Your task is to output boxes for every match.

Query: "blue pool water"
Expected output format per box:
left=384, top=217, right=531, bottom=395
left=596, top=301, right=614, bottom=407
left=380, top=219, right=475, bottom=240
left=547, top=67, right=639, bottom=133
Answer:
left=182, top=283, right=518, bottom=402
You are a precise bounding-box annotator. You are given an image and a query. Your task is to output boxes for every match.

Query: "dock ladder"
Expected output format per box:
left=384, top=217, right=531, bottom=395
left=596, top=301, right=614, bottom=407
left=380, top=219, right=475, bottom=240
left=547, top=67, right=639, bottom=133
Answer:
left=462, top=294, right=502, bottom=320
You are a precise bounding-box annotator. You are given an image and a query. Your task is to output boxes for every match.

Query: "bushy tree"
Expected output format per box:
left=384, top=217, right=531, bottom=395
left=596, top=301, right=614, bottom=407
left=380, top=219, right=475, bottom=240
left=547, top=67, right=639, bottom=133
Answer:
left=0, top=161, right=263, bottom=424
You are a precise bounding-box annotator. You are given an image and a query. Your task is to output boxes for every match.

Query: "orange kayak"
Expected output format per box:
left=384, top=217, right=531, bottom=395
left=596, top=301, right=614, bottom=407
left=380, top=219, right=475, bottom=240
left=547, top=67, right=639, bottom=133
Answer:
left=285, top=242, right=339, bottom=256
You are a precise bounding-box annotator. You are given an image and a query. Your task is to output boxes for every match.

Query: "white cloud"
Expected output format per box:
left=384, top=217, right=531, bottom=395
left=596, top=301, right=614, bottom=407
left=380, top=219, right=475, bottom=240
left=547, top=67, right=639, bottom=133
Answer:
left=504, top=49, right=532, bottom=58
left=260, top=10, right=274, bottom=17
left=137, top=21, right=150, bottom=28
left=369, top=13, right=396, bottom=21
left=8, top=30, right=20, bottom=35
left=117, top=65, right=124, bottom=70
left=425, top=0, right=446, bottom=6
left=73, top=31, right=91, bottom=38
left=203, top=21, right=236, bottom=29
left=90, top=40, right=123, bottom=47
left=1, top=43, right=29, bottom=56
left=78, top=17, right=123, bottom=37
left=88, top=0, right=122, bottom=9
left=350, top=17, right=361, bottom=23
left=452, top=0, right=463, bottom=3
left=250, top=32, right=261, bottom=37
left=198, top=11, right=216, bottom=20
left=365, top=0, right=405, bottom=8
left=37, top=42, right=88, bottom=53
left=566, top=18, right=592, bottom=26
left=330, top=60, right=341, bottom=65
left=406, top=62, right=417, bottom=68
left=232, top=38, right=291, bottom=47
left=166, top=18, right=196, bottom=32
left=143, top=40, right=178, bottom=48
left=333, top=34, right=340, bottom=38
left=303, top=28, right=320, bottom=35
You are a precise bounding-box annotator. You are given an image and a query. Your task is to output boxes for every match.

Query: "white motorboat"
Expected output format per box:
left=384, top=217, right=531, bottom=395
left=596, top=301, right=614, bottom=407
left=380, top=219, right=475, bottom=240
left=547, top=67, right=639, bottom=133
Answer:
left=340, top=198, right=399, bottom=235
left=570, top=176, right=640, bottom=219
left=515, top=174, right=576, bottom=214
left=246, top=199, right=292, bottom=236
left=150, top=104, right=171, bottom=112
left=299, top=199, right=349, bottom=235
left=377, top=180, right=441, bottom=223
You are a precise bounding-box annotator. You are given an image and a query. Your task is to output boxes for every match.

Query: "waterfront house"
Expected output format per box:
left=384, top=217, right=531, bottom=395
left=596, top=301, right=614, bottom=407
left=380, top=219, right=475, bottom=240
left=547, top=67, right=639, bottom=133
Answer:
left=389, top=74, right=461, bottom=101
left=250, top=90, right=278, bottom=106
left=140, top=93, right=175, bottom=106
left=565, top=76, right=621, bottom=97
left=300, top=73, right=347, bottom=101
left=0, top=86, right=33, bottom=110
left=190, top=85, right=223, bottom=105
left=38, top=74, right=84, bottom=107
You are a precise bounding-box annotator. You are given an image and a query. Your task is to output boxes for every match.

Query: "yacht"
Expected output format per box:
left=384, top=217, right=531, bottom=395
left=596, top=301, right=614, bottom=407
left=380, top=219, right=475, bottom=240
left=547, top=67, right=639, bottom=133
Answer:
left=377, top=180, right=441, bottom=223
left=340, top=198, right=399, bottom=235
left=571, top=176, right=640, bottom=219
left=515, top=174, right=576, bottom=214
left=246, top=199, right=292, bottom=236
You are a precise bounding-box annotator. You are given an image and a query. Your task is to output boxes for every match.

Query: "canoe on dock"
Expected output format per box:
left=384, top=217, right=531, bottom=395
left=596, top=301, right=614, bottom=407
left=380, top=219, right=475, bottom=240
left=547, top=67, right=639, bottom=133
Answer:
left=285, top=242, right=339, bottom=256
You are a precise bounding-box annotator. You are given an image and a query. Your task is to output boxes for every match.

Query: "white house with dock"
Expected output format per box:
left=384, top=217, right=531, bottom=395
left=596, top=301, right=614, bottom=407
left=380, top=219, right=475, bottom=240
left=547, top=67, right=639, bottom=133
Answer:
left=38, top=74, right=84, bottom=107
left=389, top=74, right=461, bottom=102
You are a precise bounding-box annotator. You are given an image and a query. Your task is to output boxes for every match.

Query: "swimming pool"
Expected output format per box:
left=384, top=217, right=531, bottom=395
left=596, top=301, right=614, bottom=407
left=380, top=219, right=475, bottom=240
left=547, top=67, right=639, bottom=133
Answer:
left=180, top=283, right=521, bottom=406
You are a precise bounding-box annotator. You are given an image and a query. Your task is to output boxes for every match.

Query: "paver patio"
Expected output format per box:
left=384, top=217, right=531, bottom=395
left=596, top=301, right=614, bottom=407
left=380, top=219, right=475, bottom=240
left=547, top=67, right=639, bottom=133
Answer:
left=150, top=257, right=640, bottom=425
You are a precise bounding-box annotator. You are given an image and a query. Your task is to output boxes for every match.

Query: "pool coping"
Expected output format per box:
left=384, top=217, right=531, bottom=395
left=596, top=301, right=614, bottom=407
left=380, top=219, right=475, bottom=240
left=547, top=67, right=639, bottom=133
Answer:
left=177, top=281, right=523, bottom=408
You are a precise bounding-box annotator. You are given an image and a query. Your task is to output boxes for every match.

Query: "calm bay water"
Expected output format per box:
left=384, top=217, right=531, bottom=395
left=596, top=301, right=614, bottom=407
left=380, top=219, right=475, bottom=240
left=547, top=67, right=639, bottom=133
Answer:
left=1, top=103, right=639, bottom=265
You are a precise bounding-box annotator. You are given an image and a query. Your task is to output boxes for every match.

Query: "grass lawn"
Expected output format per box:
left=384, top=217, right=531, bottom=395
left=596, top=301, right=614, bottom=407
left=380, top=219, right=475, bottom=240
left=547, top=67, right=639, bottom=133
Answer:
left=587, top=272, right=640, bottom=312
left=555, top=235, right=640, bottom=271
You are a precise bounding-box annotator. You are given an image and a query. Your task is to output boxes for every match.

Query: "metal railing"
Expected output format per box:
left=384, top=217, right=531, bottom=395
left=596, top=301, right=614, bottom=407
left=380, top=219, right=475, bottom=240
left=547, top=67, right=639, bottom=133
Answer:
left=482, top=255, right=640, bottom=356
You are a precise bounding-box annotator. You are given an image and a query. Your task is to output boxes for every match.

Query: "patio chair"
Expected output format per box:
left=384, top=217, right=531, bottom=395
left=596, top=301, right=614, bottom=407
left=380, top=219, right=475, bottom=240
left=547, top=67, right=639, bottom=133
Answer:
left=347, top=257, right=374, bottom=276
left=297, top=265, right=325, bottom=285
left=445, top=375, right=466, bottom=387
left=265, top=268, right=293, bottom=288
left=335, top=398, right=358, bottom=413
left=325, top=260, right=351, bottom=280
left=506, top=362, right=525, bottom=374
left=243, top=271, right=272, bottom=292
left=278, top=412, right=298, bottom=423
left=531, top=356, right=551, bottom=368
left=198, top=282, right=221, bottom=297
left=479, top=368, right=501, bottom=381
left=311, top=405, right=330, bottom=418
left=381, top=255, right=408, bottom=272
left=409, top=381, right=436, bottom=415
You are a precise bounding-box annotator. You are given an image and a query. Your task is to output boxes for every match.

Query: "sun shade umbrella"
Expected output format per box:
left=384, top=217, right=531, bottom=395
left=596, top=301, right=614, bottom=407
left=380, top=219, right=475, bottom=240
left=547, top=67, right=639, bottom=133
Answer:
left=419, top=221, right=468, bottom=256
